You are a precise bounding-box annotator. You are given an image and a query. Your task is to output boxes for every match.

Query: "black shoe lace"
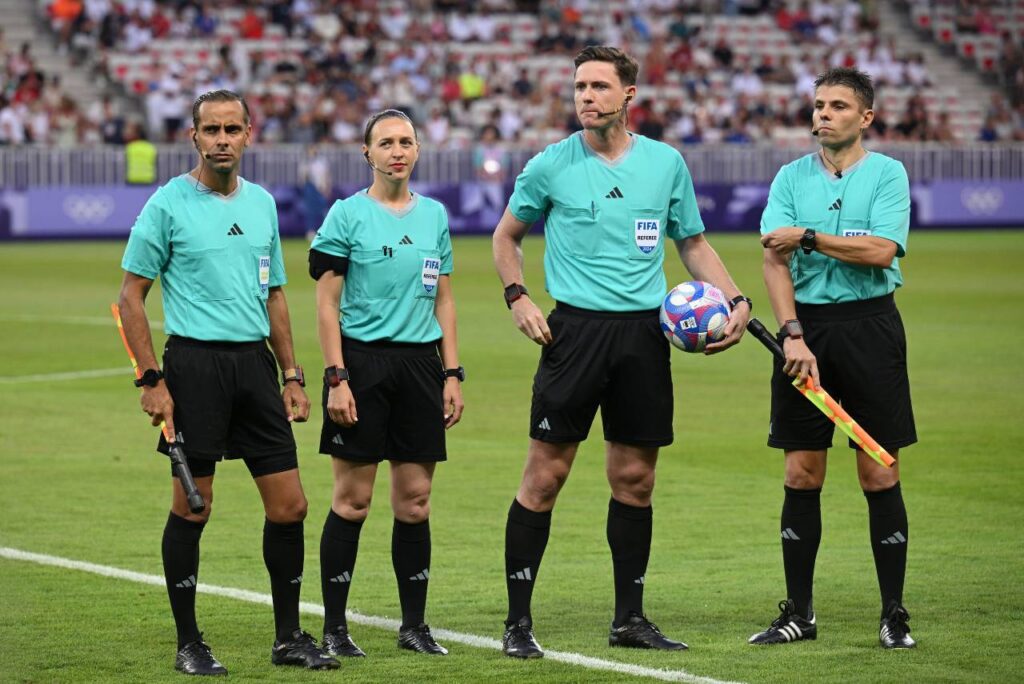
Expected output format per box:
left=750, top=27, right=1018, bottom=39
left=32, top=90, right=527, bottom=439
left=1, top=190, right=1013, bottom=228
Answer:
left=290, top=630, right=320, bottom=651
left=182, top=638, right=214, bottom=660
left=770, top=600, right=797, bottom=629
left=887, top=605, right=912, bottom=636
left=628, top=613, right=664, bottom=637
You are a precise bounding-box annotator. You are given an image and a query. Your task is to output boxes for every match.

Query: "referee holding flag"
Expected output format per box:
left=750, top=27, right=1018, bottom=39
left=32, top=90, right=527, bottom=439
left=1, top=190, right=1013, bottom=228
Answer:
left=118, top=90, right=338, bottom=675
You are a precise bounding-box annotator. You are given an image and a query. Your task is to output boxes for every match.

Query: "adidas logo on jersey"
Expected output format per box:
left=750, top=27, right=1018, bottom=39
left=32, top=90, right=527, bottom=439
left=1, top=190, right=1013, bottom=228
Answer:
left=827, top=198, right=842, bottom=211
left=227, top=223, right=245, bottom=235
left=605, top=186, right=624, bottom=199
left=399, top=235, right=413, bottom=245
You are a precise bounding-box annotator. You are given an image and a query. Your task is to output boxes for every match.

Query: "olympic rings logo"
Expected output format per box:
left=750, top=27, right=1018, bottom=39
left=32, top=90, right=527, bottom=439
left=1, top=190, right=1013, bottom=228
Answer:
left=960, top=187, right=1004, bottom=216
left=62, top=194, right=116, bottom=224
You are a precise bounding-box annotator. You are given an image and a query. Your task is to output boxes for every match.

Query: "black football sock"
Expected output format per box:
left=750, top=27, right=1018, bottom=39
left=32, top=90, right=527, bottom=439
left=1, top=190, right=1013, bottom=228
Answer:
left=781, top=486, right=822, bottom=619
left=263, top=519, right=304, bottom=642
left=865, top=482, right=909, bottom=615
left=392, top=518, right=431, bottom=629
left=607, top=497, right=653, bottom=628
left=162, top=512, right=206, bottom=649
left=320, top=509, right=363, bottom=633
left=504, top=498, right=551, bottom=625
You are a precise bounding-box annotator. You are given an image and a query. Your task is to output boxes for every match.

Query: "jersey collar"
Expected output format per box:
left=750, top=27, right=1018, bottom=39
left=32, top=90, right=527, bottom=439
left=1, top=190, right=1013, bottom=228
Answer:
left=360, top=189, right=419, bottom=218
left=579, top=131, right=636, bottom=168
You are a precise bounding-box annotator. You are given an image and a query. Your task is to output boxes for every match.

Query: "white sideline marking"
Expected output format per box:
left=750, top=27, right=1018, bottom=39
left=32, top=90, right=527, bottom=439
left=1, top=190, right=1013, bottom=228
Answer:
left=0, top=314, right=164, bottom=329
left=0, top=367, right=128, bottom=384
left=1, top=546, right=740, bottom=684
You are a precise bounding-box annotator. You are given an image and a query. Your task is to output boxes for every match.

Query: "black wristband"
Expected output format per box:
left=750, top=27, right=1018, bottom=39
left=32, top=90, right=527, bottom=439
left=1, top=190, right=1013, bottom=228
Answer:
left=134, top=368, right=164, bottom=388
left=729, top=295, right=752, bottom=312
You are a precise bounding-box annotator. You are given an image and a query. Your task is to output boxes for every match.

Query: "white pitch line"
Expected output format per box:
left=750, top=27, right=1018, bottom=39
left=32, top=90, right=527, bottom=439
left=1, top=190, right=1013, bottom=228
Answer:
left=1, top=546, right=741, bottom=684
left=0, top=367, right=128, bottom=384
left=0, top=314, right=164, bottom=329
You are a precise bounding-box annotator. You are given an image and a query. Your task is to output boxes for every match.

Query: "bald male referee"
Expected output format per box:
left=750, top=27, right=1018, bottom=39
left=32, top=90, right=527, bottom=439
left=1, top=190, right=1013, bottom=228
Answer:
left=118, top=90, right=338, bottom=675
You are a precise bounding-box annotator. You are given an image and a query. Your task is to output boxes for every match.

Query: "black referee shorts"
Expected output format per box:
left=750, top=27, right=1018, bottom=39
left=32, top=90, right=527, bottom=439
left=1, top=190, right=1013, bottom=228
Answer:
left=768, top=294, right=917, bottom=453
left=529, top=303, right=674, bottom=447
left=158, top=336, right=298, bottom=478
left=319, top=337, right=446, bottom=463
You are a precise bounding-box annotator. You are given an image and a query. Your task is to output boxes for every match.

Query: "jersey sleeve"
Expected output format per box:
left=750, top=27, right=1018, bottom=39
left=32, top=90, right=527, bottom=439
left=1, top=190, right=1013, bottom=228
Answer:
left=310, top=200, right=351, bottom=258
left=507, top=151, right=551, bottom=225
left=438, top=205, right=454, bottom=275
left=869, top=160, right=910, bottom=257
left=269, top=196, right=287, bottom=287
left=121, top=187, right=171, bottom=280
left=760, top=165, right=797, bottom=234
left=666, top=154, right=705, bottom=239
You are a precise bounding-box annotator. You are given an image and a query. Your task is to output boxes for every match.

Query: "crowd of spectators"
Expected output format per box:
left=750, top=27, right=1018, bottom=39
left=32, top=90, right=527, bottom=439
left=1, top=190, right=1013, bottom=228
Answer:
left=4, top=0, right=1021, bottom=146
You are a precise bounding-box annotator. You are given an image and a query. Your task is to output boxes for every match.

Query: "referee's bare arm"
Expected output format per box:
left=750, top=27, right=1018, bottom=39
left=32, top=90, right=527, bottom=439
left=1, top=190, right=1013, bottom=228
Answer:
left=673, top=234, right=749, bottom=353
left=118, top=271, right=176, bottom=432
left=267, top=286, right=310, bottom=422
left=763, top=245, right=819, bottom=388
left=761, top=228, right=897, bottom=268
left=492, top=206, right=552, bottom=345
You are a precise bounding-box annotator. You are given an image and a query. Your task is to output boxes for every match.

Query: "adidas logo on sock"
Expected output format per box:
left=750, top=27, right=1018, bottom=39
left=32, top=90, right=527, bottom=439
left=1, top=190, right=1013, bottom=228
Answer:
left=827, top=198, right=842, bottom=211
left=881, top=531, right=907, bottom=545
left=175, top=574, right=197, bottom=588
left=509, top=567, right=533, bottom=581
left=332, top=434, right=345, bottom=446
left=289, top=574, right=303, bottom=585
left=634, top=576, right=645, bottom=585
left=605, top=186, right=624, bottom=199
left=537, top=418, right=551, bottom=431
left=227, top=223, right=244, bottom=235
left=329, top=571, right=352, bottom=584
left=781, top=528, right=802, bottom=540
left=409, top=568, right=430, bottom=581
left=399, top=235, right=413, bottom=245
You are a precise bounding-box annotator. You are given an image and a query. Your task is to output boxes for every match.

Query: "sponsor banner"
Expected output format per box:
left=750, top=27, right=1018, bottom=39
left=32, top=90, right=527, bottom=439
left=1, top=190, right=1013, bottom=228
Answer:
left=3, top=181, right=1022, bottom=239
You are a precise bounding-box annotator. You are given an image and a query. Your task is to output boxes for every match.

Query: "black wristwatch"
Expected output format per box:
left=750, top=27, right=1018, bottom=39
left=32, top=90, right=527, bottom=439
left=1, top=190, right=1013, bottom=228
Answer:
left=780, top=319, right=804, bottom=340
left=800, top=228, right=817, bottom=255
left=324, top=365, right=350, bottom=388
left=503, top=283, right=529, bottom=309
left=729, top=294, right=753, bottom=312
left=282, top=366, right=305, bottom=387
left=134, top=368, right=164, bottom=388
left=443, top=366, right=466, bottom=382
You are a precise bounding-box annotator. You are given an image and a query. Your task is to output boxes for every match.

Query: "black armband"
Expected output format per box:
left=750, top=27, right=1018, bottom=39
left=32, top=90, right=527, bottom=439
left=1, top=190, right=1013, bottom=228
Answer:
left=308, top=248, right=349, bottom=280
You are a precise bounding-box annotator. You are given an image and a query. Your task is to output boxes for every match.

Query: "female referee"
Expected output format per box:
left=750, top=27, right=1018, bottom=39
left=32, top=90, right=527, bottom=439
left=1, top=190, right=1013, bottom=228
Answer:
left=308, top=109, right=464, bottom=657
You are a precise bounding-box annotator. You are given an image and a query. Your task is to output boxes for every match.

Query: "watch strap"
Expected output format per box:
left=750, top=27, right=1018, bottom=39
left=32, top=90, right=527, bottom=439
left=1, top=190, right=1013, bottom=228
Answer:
left=282, top=366, right=305, bottom=387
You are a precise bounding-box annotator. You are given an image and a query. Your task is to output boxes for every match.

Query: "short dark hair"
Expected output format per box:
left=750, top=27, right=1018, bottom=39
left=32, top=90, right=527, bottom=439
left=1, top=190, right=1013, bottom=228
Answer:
left=363, top=109, right=417, bottom=146
left=191, top=90, right=250, bottom=128
left=813, top=67, right=874, bottom=110
left=573, top=46, right=639, bottom=87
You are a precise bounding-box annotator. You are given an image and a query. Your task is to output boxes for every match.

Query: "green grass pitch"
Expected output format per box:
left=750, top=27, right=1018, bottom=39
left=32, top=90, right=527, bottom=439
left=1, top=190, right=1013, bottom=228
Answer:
left=1, top=232, right=1022, bottom=683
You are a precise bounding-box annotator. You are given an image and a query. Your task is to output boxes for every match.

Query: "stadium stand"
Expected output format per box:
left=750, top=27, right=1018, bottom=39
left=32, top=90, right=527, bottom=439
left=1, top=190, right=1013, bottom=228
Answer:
left=3, top=0, right=1021, bottom=146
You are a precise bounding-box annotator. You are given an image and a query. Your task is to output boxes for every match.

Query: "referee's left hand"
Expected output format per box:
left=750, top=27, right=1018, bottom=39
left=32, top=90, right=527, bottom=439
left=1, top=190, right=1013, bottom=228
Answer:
left=704, top=300, right=750, bottom=355
left=443, top=378, right=464, bottom=429
left=282, top=383, right=311, bottom=423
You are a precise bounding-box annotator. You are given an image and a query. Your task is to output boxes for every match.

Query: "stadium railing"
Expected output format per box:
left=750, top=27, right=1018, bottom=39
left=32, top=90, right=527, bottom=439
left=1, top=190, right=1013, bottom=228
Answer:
left=0, top=144, right=1022, bottom=188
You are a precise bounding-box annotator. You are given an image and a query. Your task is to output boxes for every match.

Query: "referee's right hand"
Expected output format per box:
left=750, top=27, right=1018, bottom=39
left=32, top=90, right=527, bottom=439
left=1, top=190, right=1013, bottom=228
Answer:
left=511, top=297, right=552, bottom=345
left=141, top=383, right=176, bottom=435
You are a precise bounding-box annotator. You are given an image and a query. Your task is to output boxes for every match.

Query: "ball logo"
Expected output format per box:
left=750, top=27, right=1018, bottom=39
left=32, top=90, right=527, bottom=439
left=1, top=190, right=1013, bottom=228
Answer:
left=63, top=194, right=115, bottom=224
left=421, top=258, right=440, bottom=293
left=960, top=187, right=1003, bottom=216
left=679, top=316, right=697, bottom=331
left=634, top=218, right=660, bottom=254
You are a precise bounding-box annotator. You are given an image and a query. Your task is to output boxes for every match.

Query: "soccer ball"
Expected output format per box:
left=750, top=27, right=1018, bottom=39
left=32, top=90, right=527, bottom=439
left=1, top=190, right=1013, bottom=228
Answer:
left=659, top=281, right=731, bottom=353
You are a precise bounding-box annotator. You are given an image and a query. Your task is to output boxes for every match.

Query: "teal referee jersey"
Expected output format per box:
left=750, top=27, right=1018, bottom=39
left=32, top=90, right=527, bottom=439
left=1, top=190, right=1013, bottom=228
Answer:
left=311, top=191, right=453, bottom=343
left=760, top=151, right=910, bottom=304
left=509, top=132, right=704, bottom=311
left=121, top=175, right=286, bottom=342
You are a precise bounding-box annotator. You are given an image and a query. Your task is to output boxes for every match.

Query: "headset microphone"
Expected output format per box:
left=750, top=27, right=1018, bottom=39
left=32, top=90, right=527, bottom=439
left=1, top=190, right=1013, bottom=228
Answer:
left=365, top=153, right=394, bottom=176
left=596, top=95, right=633, bottom=118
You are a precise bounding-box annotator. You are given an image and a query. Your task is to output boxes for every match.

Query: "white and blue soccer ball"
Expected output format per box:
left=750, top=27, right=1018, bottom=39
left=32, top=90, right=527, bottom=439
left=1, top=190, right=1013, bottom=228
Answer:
left=659, top=281, right=731, bottom=353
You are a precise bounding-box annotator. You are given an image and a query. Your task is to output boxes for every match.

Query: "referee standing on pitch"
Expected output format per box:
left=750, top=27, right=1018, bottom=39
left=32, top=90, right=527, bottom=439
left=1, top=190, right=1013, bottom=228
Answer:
left=118, top=90, right=339, bottom=675
left=309, top=110, right=463, bottom=657
left=751, top=67, right=917, bottom=649
left=492, top=47, right=751, bottom=658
